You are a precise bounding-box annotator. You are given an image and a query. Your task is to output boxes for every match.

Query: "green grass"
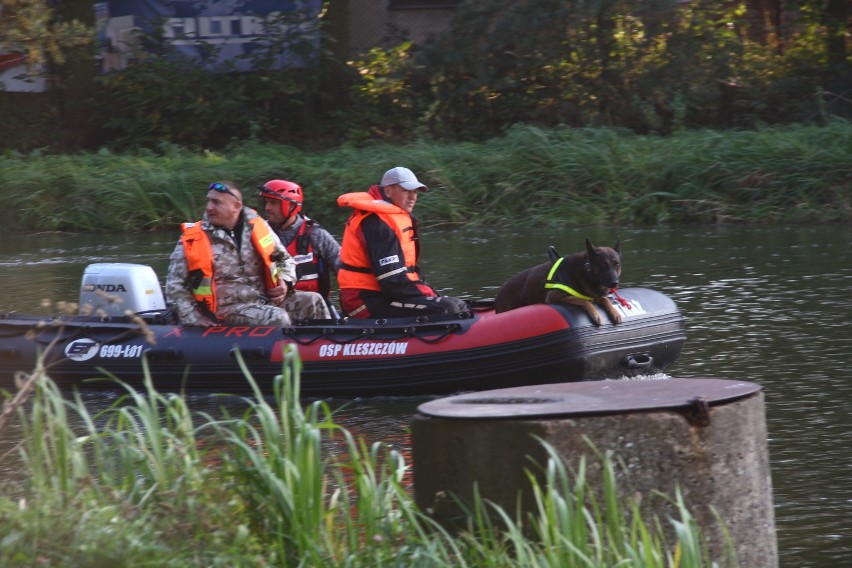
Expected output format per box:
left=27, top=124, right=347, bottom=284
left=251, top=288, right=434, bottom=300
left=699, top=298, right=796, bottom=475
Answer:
left=0, top=347, right=729, bottom=566
left=0, top=121, right=849, bottom=232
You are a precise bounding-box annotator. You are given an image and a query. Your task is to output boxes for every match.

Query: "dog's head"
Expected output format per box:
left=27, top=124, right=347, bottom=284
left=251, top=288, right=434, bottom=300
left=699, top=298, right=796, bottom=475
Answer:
left=584, top=238, right=622, bottom=291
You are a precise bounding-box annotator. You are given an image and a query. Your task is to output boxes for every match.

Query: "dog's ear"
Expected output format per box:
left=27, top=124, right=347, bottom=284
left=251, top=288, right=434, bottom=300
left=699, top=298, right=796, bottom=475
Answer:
left=613, top=237, right=621, bottom=254
left=547, top=246, right=560, bottom=263
left=585, top=238, right=596, bottom=257
left=584, top=238, right=595, bottom=271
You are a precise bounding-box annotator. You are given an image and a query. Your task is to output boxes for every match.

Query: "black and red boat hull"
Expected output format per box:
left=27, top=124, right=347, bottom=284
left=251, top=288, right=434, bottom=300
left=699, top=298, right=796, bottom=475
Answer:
left=0, top=288, right=685, bottom=397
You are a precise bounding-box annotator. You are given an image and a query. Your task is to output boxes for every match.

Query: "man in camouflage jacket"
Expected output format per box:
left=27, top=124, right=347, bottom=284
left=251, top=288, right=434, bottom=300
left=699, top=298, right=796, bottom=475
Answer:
left=165, top=181, right=330, bottom=326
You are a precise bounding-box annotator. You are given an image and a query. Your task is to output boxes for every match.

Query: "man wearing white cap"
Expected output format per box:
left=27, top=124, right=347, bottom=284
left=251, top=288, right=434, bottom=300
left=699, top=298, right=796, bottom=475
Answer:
left=336, top=166, right=468, bottom=318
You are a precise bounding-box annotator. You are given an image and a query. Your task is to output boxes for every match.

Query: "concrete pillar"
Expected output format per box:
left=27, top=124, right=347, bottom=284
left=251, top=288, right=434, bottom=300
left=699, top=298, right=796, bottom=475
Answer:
left=412, top=378, right=777, bottom=568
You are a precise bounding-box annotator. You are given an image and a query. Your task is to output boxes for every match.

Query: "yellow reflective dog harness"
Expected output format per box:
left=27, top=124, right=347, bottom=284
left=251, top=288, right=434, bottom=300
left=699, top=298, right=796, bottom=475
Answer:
left=544, top=257, right=594, bottom=301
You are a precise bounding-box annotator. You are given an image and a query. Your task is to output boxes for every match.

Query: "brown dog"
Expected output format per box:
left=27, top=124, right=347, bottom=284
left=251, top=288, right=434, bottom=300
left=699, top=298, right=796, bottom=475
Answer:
left=494, top=239, right=623, bottom=326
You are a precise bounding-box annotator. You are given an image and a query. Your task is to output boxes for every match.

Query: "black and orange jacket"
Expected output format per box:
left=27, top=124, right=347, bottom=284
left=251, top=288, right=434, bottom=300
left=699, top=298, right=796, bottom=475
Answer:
left=337, top=186, right=436, bottom=300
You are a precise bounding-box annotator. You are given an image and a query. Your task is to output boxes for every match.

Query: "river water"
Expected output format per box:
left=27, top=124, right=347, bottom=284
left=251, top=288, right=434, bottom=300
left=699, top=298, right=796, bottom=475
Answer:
left=1, top=224, right=850, bottom=566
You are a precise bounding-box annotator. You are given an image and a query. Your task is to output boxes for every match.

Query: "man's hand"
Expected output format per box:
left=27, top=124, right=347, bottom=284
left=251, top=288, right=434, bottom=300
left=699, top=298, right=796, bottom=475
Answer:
left=186, top=312, right=217, bottom=327
left=267, top=281, right=291, bottom=307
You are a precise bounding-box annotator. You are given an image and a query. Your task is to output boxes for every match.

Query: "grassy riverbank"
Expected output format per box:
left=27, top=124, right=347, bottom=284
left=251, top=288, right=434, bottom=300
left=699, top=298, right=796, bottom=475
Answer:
left=1, top=121, right=849, bottom=232
left=0, top=350, right=726, bottom=567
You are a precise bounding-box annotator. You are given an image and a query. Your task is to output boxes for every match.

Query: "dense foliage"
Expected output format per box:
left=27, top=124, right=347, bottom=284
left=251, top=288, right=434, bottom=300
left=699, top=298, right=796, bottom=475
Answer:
left=0, top=0, right=849, bottom=152
left=347, top=0, right=851, bottom=141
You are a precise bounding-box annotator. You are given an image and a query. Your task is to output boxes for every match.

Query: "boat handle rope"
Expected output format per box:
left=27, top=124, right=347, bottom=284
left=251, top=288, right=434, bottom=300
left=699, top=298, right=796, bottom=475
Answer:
left=0, top=328, right=33, bottom=339
left=4, top=322, right=146, bottom=347
left=282, top=323, right=463, bottom=346
left=0, top=318, right=58, bottom=339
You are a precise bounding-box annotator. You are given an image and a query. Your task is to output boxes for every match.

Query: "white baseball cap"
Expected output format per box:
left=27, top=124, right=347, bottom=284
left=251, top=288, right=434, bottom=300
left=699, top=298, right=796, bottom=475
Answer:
left=381, top=166, right=428, bottom=191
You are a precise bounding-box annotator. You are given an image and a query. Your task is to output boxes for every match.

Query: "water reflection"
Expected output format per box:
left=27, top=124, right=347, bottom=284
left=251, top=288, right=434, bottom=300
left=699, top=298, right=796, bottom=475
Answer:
left=0, top=232, right=175, bottom=314
left=1, top=224, right=851, bottom=566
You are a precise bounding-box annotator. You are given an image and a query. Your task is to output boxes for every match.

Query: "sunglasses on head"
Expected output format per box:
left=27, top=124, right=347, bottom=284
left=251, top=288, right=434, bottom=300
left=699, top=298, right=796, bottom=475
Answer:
left=209, top=182, right=238, bottom=199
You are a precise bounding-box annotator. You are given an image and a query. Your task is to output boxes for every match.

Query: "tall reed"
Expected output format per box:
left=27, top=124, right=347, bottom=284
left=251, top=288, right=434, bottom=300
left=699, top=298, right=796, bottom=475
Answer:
left=0, top=347, right=724, bottom=566
left=1, top=121, right=848, bottom=232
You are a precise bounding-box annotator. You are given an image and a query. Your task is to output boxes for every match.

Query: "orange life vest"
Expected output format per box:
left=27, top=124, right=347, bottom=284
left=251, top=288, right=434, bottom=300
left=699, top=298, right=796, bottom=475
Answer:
left=180, top=217, right=280, bottom=314
left=337, top=190, right=422, bottom=292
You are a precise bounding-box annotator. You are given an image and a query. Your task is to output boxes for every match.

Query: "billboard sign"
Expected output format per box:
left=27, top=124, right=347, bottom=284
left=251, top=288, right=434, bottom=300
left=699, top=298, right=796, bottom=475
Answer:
left=94, top=0, right=321, bottom=72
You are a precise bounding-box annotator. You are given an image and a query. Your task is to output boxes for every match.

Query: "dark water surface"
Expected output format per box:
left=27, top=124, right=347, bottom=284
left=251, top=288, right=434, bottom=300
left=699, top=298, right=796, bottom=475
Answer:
left=1, top=224, right=850, bottom=566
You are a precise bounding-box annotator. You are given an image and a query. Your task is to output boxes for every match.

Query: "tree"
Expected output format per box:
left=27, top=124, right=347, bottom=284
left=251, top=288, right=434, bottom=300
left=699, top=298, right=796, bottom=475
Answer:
left=0, top=0, right=91, bottom=74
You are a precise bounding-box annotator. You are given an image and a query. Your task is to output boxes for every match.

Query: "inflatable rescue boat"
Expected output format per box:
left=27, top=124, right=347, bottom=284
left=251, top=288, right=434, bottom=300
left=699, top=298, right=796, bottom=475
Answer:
left=0, top=264, right=686, bottom=397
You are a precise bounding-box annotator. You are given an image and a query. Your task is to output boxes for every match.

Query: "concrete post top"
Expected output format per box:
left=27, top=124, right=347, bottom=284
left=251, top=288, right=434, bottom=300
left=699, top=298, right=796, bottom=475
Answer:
left=417, top=378, right=761, bottom=420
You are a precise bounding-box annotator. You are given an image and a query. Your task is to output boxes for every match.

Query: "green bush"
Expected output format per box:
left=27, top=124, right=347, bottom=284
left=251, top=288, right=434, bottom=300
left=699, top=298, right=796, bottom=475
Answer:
left=86, top=6, right=338, bottom=151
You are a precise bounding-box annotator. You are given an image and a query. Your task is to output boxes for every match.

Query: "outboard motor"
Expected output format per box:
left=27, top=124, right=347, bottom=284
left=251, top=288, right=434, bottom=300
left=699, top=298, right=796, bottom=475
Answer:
left=79, top=263, right=167, bottom=317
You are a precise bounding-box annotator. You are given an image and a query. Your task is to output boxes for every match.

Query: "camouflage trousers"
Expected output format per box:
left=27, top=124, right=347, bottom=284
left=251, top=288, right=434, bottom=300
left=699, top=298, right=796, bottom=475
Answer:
left=220, top=303, right=293, bottom=326
left=219, top=291, right=329, bottom=326
left=284, top=290, right=331, bottom=321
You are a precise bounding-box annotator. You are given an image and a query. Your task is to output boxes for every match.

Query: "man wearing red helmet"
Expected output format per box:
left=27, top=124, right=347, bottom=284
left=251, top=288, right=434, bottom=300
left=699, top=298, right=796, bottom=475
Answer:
left=337, top=166, right=468, bottom=319
left=258, top=179, right=341, bottom=309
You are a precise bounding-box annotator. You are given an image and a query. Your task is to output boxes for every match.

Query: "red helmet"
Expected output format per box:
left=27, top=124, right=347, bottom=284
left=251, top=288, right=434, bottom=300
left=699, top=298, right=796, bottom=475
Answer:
left=258, top=179, right=303, bottom=218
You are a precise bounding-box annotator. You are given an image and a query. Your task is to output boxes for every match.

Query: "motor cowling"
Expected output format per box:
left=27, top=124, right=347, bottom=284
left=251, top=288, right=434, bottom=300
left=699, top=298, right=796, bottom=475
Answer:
left=79, top=263, right=166, bottom=317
